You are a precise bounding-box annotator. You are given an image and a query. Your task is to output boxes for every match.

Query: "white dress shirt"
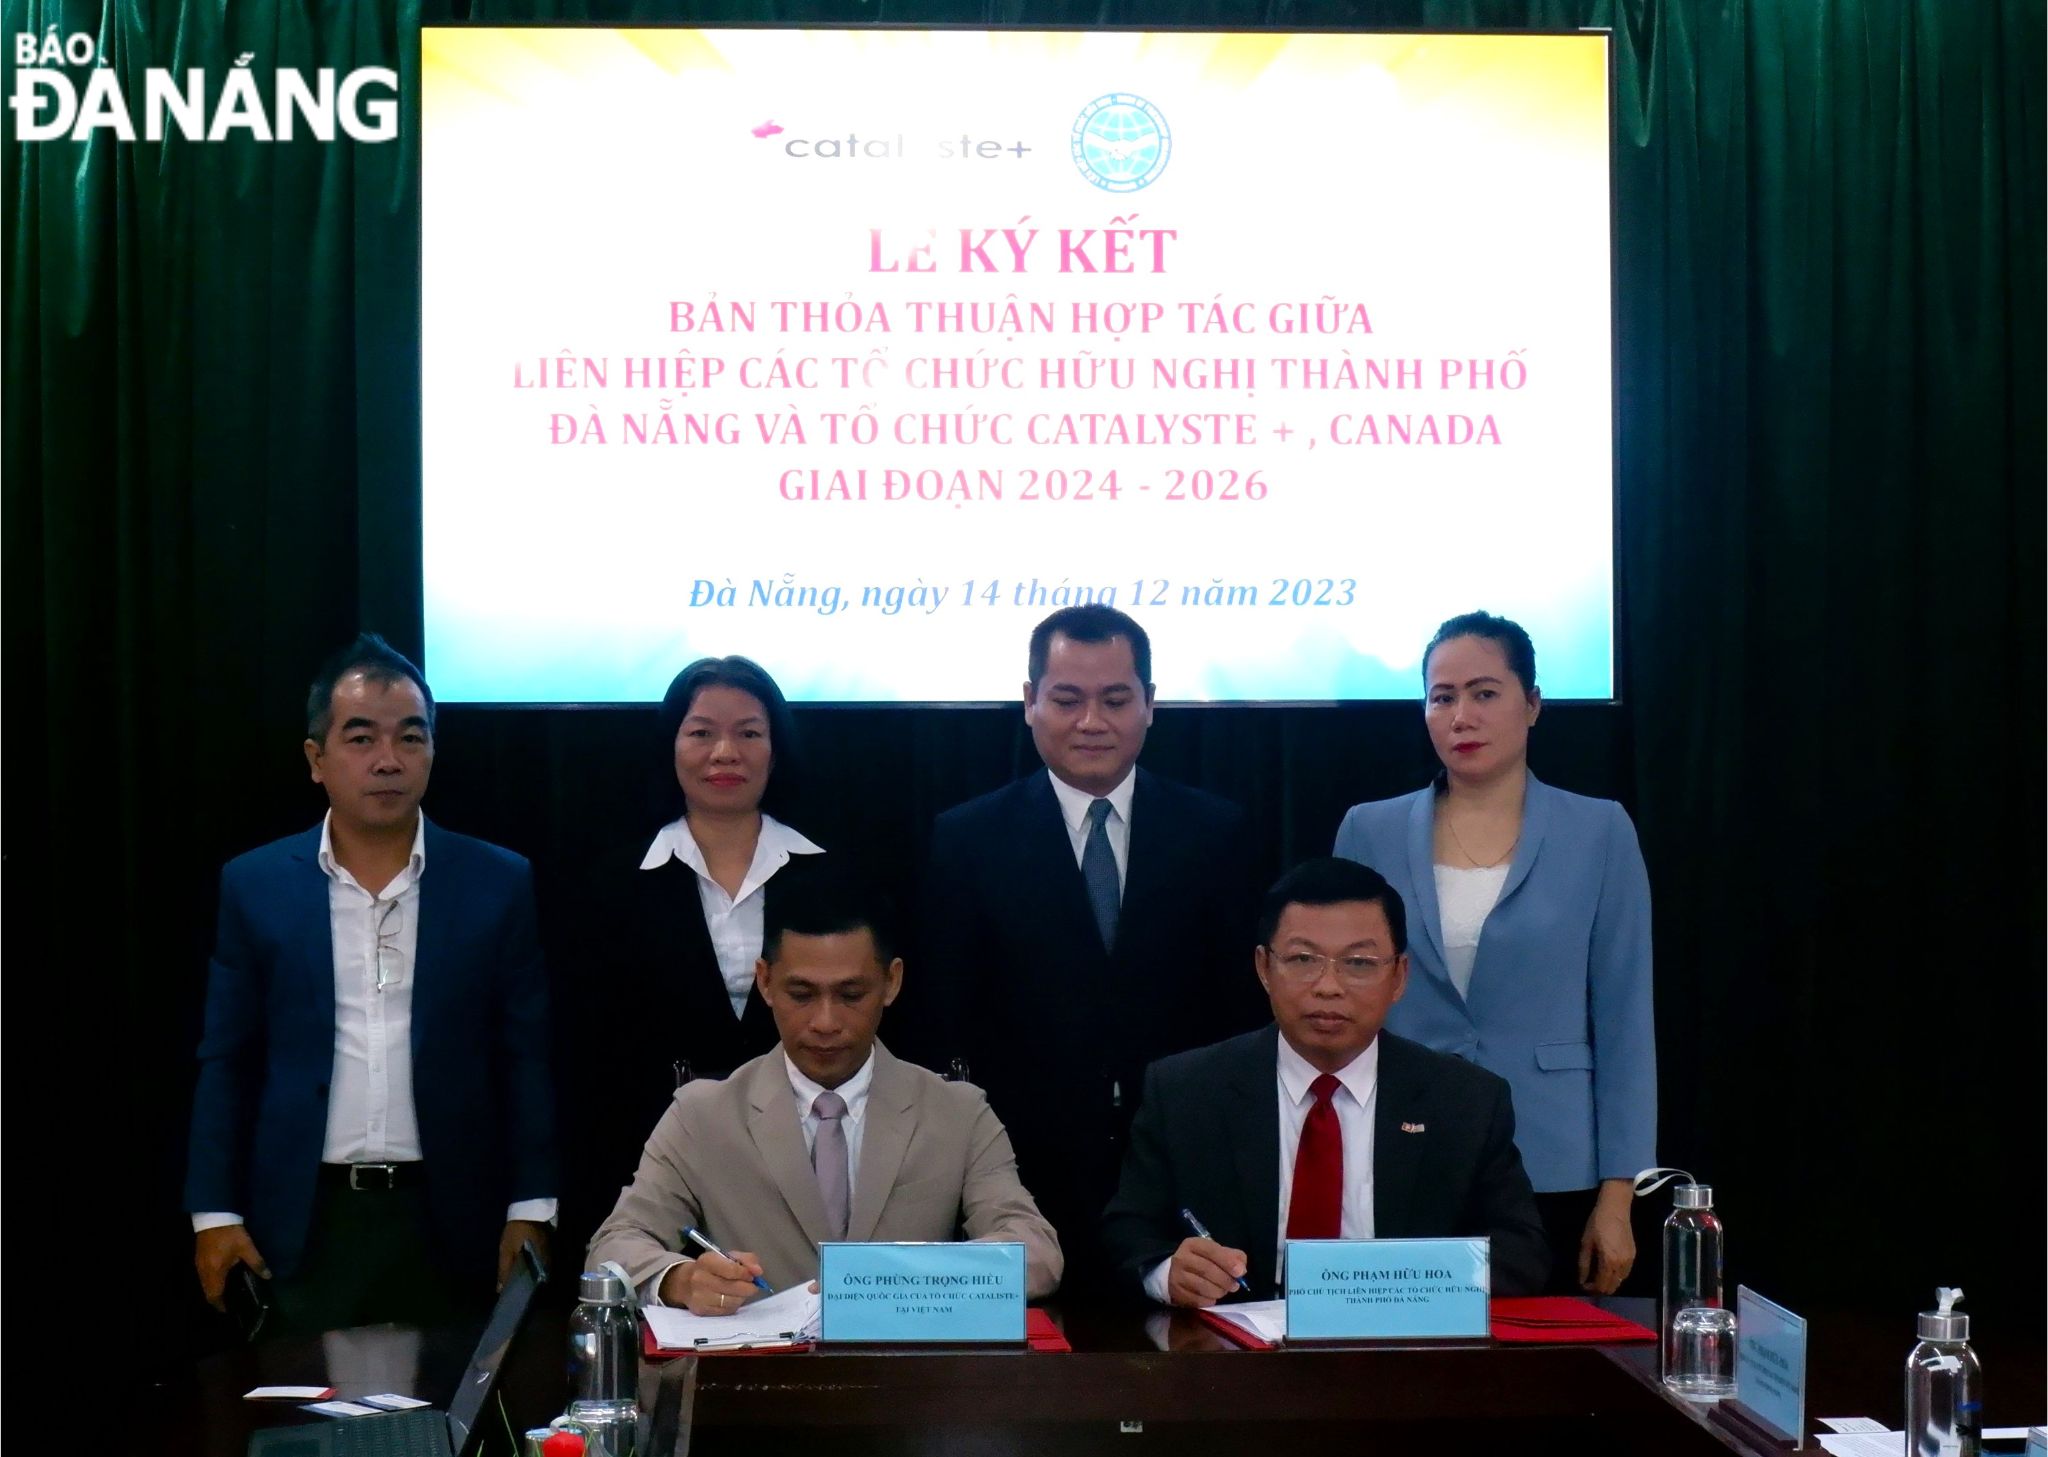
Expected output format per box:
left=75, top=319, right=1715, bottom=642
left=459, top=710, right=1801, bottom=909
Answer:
left=784, top=1048, right=875, bottom=1189
left=192, top=813, right=555, bottom=1232
left=318, top=812, right=428, bottom=1166
left=1047, top=767, right=1135, bottom=894
left=1143, top=1035, right=1380, bottom=1302
left=643, top=1048, right=876, bottom=1306
left=1434, top=863, right=1510, bottom=1000
left=641, top=813, right=826, bottom=1017
left=1273, top=1033, right=1378, bottom=1266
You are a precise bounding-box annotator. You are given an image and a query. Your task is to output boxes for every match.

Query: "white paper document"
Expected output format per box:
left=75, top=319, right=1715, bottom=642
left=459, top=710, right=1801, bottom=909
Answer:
left=643, top=1283, right=823, bottom=1350
left=305, top=1400, right=384, bottom=1419
left=1819, top=1418, right=2040, bottom=1450
left=1816, top=1436, right=1897, bottom=1457
left=1202, top=1299, right=1288, bottom=1346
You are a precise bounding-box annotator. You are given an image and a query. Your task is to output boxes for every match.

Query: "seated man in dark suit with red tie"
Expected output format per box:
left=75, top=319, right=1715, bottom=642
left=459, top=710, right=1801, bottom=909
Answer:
left=1101, top=858, right=1550, bottom=1305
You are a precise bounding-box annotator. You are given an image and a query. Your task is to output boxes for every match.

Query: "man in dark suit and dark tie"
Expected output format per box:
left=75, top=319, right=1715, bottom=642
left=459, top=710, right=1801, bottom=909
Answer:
left=916, top=605, right=1260, bottom=1278
left=1101, top=857, right=1549, bottom=1304
left=186, top=634, right=558, bottom=1335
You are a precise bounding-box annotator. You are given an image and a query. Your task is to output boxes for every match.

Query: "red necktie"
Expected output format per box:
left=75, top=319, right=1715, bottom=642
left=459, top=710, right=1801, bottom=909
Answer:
left=1286, top=1073, right=1344, bottom=1240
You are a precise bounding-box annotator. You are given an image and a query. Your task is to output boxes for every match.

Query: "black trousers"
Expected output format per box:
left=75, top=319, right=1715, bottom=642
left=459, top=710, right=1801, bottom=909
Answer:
left=269, top=1175, right=484, bottom=1339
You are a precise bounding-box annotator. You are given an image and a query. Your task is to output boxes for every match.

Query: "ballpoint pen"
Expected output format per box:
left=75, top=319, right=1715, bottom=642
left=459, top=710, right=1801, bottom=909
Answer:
left=1180, top=1207, right=1252, bottom=1293
left=683, top=1225, right=775, bottom=1294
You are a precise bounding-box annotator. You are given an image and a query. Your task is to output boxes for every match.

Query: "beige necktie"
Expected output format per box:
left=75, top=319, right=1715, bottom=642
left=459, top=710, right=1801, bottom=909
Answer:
left=812, top=1090, right=850, bottom=1240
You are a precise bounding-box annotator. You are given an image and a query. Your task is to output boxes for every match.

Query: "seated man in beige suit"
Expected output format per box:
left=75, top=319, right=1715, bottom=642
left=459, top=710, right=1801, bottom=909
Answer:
left=590, top=863, right=1062, bottom=1310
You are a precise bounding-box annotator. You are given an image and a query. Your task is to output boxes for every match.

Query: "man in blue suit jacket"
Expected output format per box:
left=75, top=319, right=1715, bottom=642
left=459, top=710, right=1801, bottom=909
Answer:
left=186, top=635, right=558, bottom=1334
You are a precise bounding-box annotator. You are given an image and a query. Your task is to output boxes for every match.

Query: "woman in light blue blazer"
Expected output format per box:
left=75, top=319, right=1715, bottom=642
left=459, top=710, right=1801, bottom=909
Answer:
left=1332, top=611, right=1654, bottom=1295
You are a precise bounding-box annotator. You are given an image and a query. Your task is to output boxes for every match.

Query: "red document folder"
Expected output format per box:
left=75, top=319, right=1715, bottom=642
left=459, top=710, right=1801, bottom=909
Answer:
left=1192, top=1298, right=1656, bottom=1349
left=1025, top=1309, right=1073, bottom=1352
left=1193, top=1308, right=1279, bottom=1350
left=1488, top=1297, right=1657, bottom=1343
left=642, top=1322, right=812, bottom=1358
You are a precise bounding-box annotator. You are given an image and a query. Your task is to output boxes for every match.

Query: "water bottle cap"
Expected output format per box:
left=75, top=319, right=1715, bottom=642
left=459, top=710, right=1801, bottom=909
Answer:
left=1672, top=1182, right=1713, bottom=1209
left=578, top=1268, right=631, bottom=1304
left=1918, top=1287, right=1968, bottom=1341
left=1918, top=1310, right=1969, bottom=1340
left=1633, top=1168, right=1712, bottom=1210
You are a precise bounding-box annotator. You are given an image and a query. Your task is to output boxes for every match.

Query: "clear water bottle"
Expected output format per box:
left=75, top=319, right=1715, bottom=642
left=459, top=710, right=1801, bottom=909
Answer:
left=567, top=1268, right=639, bottom=1457
left=1659, top=1179, right=1734, bottom=1397
left=1906, top=1288, right=1982, bottom=1457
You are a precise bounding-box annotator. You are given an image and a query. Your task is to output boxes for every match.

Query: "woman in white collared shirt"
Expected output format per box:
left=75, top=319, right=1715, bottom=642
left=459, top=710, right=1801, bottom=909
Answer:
left=563, top=656, right=825, bottom=1242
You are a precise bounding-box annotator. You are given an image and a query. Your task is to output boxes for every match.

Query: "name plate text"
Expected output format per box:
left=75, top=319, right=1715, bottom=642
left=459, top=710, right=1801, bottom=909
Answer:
left=1284, top=1237, right=1491, bottom=1339
left=1734, top=1284, right=1807, bottom=1445
left=818, top=1242, right=1026, bottom=1344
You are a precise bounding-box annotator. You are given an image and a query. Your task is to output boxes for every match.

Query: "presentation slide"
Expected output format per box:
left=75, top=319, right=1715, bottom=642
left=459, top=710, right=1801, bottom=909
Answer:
left=421, top=28, right=1614, bottom=702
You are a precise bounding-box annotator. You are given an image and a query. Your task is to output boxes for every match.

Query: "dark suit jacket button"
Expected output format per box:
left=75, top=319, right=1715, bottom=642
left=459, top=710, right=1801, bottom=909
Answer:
left=315, top=1084, right=329, bottom=1099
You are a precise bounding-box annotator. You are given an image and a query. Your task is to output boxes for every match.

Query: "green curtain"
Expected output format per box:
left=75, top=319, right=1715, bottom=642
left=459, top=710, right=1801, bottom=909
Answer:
left=5, top=0, right=2041, bottom=1353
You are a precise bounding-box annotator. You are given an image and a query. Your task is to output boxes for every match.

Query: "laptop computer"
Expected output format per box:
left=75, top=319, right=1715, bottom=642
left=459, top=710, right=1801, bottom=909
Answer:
left=247, top=1240, right=547, bottom=1457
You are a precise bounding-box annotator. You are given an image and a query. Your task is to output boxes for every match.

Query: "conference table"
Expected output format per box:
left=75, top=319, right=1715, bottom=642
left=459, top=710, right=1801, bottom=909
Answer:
left=154, top=1296, right=2043, bottom=1456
